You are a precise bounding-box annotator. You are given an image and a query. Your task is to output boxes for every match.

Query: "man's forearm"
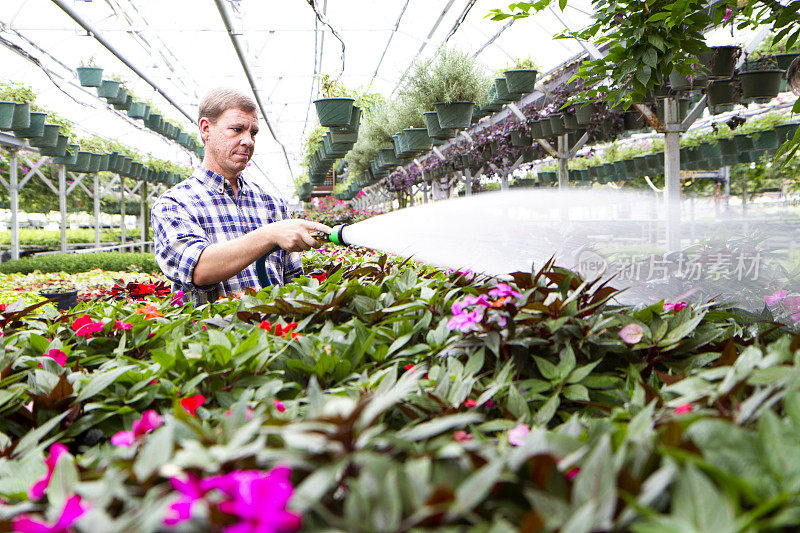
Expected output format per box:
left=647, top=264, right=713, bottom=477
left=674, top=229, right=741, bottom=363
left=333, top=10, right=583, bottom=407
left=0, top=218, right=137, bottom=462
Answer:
left=192, top=227, right=275, bottom=286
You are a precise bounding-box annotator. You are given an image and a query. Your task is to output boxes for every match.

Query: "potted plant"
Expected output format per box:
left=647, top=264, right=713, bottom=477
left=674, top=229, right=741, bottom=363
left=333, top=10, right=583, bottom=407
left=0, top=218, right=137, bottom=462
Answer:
left=706, top=77, right=740, bottom=114
left=0, top=81, right=36, bottom=131
left=739, top=54, right=783, bottom=102
left=76, top=58, right=103, bottom=88
left=698, top=45, right=741, bottom=80
left=14, top=111, right=47, bottom=139
left=313, top=74, right=355, bottom=128
left=424, top=49, right=489, bottom=130
left=503, top=57, right=539, bottom=96
left=39, top=282, right=78, bottom=311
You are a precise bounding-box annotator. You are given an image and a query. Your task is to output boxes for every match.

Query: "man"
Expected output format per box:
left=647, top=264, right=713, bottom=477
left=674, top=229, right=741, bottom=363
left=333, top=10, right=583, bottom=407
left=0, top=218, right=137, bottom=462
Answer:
left=151, top=87, right=331, bottom=303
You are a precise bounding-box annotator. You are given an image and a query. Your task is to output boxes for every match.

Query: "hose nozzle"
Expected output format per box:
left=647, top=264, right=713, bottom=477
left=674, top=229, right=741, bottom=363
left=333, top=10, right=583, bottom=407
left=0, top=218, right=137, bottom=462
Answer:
left=328, top=224, right=349, bottom=246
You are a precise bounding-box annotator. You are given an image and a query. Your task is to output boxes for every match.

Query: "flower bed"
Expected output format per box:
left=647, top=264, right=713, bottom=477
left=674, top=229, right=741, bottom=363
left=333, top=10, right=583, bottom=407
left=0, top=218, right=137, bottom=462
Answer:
left=0, top=247, right=798, bottom=531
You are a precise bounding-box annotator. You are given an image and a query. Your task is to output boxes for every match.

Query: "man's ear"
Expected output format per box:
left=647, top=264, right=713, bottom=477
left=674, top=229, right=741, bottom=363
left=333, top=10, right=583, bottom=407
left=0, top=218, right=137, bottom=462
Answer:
left=199, top=117, right=211, bottom=144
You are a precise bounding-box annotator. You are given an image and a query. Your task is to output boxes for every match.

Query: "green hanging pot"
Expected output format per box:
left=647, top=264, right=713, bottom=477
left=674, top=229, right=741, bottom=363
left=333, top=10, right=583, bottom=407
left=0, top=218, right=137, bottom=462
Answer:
left=434, top=102, right=474, bottom=130
left=424, top=111, right=456, bottom=140
left=494, top=78, right=513, bottom=102
left=510, top=131, right=532, bottom=147
left=14, top=112, right=47, bottom=138
left=528, top=119, right=545, bottom=139
left=404, top=128, right=432, bottom=152
left=717, top=137, right=737, bottom=156
left=28, top=124, right=61, bottom=148
left=10, top=103, right=31, bottom=131
left=775, top=123, right=799, bottom=144
left=88, top=153, right=102, bottom=173
left=53, top=144, right=79, bottom=166
left=700, top=45, right=740, bottom=80
left=0, top=102, right=17, bottom=129
left=574, top=102, right=597, bottom=126
left=178, top=132, right=191, bottom=147
left=147, top=113, right=163, bottom=130
left=699, top=142, right=722, bottom=159
left=549, top=114, right=567, bottom=136
left=110, top=89, right=129, bottom=108
left=378, top=148, right=401, bottom=169
left=733, top=134, right=755, bottom=152
left=562, top=112, right=580, bottom=131
left=67, top=151, right=92, bottom=173
left=77, top=67, right=104, bottom=87
left=707, top=79, right=739, bottom=112
left=539, top=117, right=553, bottom=138
left=38, top=134, right=69, bottom=157
left=752, top=129, right=779, bottom=151
left=332, top=106, right=361, bottom=134
left=128, top=101, right=148, bottom=119
left=98, top=80, right=122, bottom=99
left=98, top=153, right=110, bottom=172
left=108, top=152, right=119, bottom=170
left=739, top=69, right=783, bottom=102
left=121, top=157, right=133, bottom=176
left=314, top=97, right=355, bottom=128
left=504, top=69, right=538, bottom=95
left=612, top=160, right=626, bottom=179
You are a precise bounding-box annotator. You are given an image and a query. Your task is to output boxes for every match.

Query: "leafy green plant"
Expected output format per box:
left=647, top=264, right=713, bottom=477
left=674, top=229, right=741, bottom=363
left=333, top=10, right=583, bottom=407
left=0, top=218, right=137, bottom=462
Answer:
left=0, top=252, right=159, bottom=274
left=0, top=80, right=37, bottom=103
left=413, top=48, right=490, bottom=105
left=317, top=73, right=348, bottom=98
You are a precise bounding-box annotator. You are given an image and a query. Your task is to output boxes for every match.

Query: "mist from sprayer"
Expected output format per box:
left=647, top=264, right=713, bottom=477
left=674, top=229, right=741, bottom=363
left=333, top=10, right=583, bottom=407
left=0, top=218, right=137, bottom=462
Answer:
left=336, top=189, right=800, bottom=310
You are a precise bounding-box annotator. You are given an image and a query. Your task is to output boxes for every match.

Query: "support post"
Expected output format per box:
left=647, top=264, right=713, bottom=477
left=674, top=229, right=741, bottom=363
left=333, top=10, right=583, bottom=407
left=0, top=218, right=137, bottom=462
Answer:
left=9, top=150, right=19, bottom=260
left=120, top=177, right=126, bottom=250
left=723, top=166, right=730, bottom=210
left=741, top=170, right=747, bottom=214
left=557, top=134, right=569, bottom=188
left=140, top=180, right=148, bottom=252
left=94, top=173, right=101, bottom=248
left=465, top=168, right=472, bottom=196
left=500, top=171, right=508, bottom=191
left=58, top=165, right=67, bottom=253
left=663, top=97, right=682, bottom=253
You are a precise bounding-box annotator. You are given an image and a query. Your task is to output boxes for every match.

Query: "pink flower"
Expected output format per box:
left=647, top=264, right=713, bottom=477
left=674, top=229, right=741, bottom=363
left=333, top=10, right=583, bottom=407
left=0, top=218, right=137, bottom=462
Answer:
left=463, top=399, right=477, bottom=408
left=42, top=348, right=67, bottom=368
left=566, top=467, right=580, bottom=480
left=454, top=430, right=473, bottom=442
left=784, top=297, right=800, bottom=311
left=71, top=314, right=104, bottom=338
left=451, top=294, right=491, bottom=315
left=164, top=473, right=205, bottom=526
left=446, top=308, right=484, bottom=332
left=14, top=494, right=89, bottom=533
left=206, top=467, right=302, bottom=533
left=181, top=395, right=206, bottom=417
left=273, top=400, right=286, bottom=413
left=111, top=410, right=164, bottom=447
left=765, top=290, right=788, bottom=306
left=171, top=290, right=185, bottom=307
left=28, top=443, right=69, bottom=499
left=114, top=320, right=132, bottom=331
left=663, top=301, right=688, bottom=313
left=488, top=283, right=522, bottom=299
left=674, top=402, right=693, bottom=414
left=508, top=423, right=531, bottom=446
left=618, top=324, right=644, bottom=344
left=792, top=312, right=800, bottom=324
left=723, top=7, right=733, bottom=22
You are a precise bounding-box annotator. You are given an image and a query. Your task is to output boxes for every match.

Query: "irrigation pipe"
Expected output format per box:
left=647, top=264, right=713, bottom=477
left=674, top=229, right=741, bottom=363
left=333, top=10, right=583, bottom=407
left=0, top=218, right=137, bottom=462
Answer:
left=644, top=175, right=663, bottom=194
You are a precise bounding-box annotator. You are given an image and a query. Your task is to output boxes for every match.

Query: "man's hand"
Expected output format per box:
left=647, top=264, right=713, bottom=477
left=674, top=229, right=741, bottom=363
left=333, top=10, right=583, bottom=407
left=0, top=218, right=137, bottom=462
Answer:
left=264, top=219, right=333, bottom=252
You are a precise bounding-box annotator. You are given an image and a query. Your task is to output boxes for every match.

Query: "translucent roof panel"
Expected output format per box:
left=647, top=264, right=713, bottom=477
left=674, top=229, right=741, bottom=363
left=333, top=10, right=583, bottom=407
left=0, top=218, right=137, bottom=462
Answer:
left=0, top=0, right=596, bottom=198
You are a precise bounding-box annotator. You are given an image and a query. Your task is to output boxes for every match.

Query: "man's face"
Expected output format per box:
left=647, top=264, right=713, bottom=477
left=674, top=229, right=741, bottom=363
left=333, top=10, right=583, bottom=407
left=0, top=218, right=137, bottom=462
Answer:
left=200, top=107, right=259, bottom=179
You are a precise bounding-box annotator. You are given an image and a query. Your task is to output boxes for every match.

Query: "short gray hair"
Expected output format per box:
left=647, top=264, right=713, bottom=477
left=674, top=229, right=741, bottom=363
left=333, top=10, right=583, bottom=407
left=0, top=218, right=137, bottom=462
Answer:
left=198, top=87, right=257, bottom=123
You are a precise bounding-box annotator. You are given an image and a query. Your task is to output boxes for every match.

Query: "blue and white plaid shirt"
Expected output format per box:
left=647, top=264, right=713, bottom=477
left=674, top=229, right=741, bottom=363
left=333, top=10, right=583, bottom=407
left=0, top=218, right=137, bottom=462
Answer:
left=151, top=166, right=302, bottom=300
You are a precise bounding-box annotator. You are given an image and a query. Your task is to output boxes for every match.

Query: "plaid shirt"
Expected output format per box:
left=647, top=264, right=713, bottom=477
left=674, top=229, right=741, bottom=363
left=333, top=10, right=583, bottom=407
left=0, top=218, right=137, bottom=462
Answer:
left=151, top=166, right=302, bottom=300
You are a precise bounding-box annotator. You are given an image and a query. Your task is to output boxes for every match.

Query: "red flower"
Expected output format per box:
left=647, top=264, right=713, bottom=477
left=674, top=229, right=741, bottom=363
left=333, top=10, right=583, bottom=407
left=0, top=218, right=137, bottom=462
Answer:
left=404, top=364, right=415, bottom=371
left=114, top=320, right=132, bottom=331
left=130, top=283, right=157, bottom=297
left=454, top=431, right=473, bottom=442
left=464, top=399, right=477, bottom=408
left=674, top=402, right=692, bottom=414
left=273, top=399, right=286, bottom=413
left=0, top=303, right=6, bottom=312
left=663, top=301, right=688, bottom=313
left=41, top=348, right=67, bottom=368
left=136, top=304, right=163, bottom=320
left=181, top=394, right=206, bottom=416
left=71, top=314, right=104, bottom=338
left=311, top=272, right=327, bottom=282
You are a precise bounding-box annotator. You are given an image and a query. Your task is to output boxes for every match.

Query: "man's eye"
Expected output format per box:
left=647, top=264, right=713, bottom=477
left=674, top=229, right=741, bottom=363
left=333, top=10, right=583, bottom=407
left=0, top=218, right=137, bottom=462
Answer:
left=232, top=127, right=242, bottom=133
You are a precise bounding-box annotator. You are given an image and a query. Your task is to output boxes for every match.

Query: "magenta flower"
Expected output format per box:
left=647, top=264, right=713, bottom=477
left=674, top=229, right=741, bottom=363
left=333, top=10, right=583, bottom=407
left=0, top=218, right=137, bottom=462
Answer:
left=273, top=400, right=286, bottom=413
left=446, top=308, right=484, bottom=332
left=663, top=301, right=688, bottom=313
left=784, top=297, right=800, bottom=311
left=111, top=410, right=164, bottom=447
left=41, top=348, right=67, bottom=368
left=71, top=314, right=104, bottom=338
left=723, top=7, right=733, bottom=22
left=451, top=294, right=491, bottom=315
left=28, top=443, right=70, bottom=500
left=205, top=467, right=302, bottom=533
left=488, top=283, right=522, bottom=299
left=618, top=324, right=644, bottom=344
left=114, top=320, right=132, bottom=331
left=674, top=402, right=693, bottom=414
left=171, top=290, right=185, bottom=307
left=164, top=473, right=205, bottom=526
left=14, top=494, right=89, bottom=533
left=765, top=290, right=788, bottom=306
left=508, top=423, right=531, bottom=446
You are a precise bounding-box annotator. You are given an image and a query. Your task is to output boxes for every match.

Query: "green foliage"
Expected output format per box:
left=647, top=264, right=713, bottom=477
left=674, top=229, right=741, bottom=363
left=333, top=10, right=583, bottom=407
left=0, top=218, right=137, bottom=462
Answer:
left=0, top=252, right=159, bottom=274
left=409, top=48, right=490, bottom=106
left=317, top=73, right=348, bottom=98
left=0, top=229, right=131, bottom=247
left=505, top=56, right=540, bottom=71
left=0, top=80, right=36, bottom=104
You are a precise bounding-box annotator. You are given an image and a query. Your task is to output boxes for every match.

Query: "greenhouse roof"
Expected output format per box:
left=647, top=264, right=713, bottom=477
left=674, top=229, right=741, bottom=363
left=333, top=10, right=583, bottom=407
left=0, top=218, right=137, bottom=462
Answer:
left=0, top=0, right=599, bottom=198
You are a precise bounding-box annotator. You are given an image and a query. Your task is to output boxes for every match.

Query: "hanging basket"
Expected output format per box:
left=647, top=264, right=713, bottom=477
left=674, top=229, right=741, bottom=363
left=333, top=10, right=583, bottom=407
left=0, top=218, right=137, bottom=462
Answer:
left=14, top=112, right=47, bottom=138
left=434, top=102, right=474, bottom=130
left=10, top=103, right=30, bottom=131
left=753, top=130, right=779, bottom=151
left=549, top=114, right=567, bottom=136
left=668, top=70, right=693, bottom=91
left=38, top=135, right=69, bottom=158
left=739, top=69, right=783, bottom=102
left=539, top=117, right=553, bottom=138
left=700, top=45, right=740, bottom=80
left=494, top=78, right=513, bottom=102
left=378, top=148, right=401, bottom=169
left=76, top=67, right=104, bottom=88
left=404, top=128, right=432, bottom=152
left=575, top=102, right=597, bottom=126
left=424, top=111, right=456, bottom=140
left=510, top=131, right=532, bottom=147
left=562, top=112, right=580, bottom=131
left=332, top=106, right=361, bottom=134
left=733, top=134, right=755, bottom=152
left=313, top=97, right=355, bottom=128
left=53, top=145, right=79, bottom=166
left=504, top=69, right=538, bottom=95
left=528, top=119, right=545, bottom=139
left=28, top=124, right=61, bottom=148
left=97, top=80, right=121, bottom=99
left=67, top=151, right=92, bottom=173
left=128, top=101, right=148, bottom=119
left=706, top=79, right=740, bottom=112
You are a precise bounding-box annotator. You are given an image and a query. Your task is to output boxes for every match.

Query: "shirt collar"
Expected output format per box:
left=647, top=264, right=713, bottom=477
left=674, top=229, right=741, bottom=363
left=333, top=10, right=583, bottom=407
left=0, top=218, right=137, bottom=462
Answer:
left=196, top=166, right=245, bottom=194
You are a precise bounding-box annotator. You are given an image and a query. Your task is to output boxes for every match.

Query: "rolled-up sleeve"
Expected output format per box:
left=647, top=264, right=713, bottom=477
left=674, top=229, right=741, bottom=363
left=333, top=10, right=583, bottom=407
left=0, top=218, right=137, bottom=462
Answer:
left=151, top=197, right=214, bottom=290
left=276, top=200, right=303, bottom=283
